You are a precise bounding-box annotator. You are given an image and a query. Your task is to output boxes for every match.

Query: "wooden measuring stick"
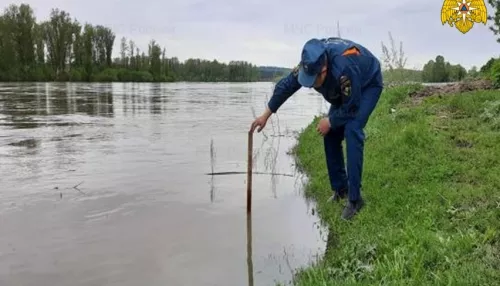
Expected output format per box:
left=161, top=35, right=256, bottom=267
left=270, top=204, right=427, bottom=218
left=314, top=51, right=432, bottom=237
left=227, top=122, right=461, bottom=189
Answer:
left=247, top=130, right=253, bottom=213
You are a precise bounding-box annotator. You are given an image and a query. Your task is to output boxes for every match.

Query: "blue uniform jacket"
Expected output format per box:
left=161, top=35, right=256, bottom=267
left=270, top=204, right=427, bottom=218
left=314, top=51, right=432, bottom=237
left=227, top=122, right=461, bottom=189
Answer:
left=267, top=37, right=383, bottom=129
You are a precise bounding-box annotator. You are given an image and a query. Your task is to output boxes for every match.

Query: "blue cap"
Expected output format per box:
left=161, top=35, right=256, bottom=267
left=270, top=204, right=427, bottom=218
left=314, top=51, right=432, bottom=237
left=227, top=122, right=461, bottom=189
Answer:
left=298, top=39, right=326, bottom=87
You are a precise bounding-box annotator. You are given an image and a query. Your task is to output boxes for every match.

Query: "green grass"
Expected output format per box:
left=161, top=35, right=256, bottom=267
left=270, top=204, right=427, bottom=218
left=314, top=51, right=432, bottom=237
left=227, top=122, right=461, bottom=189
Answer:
left=289, top=84, right=500, bottom=285
left=382, top=68, right=423, bottom=84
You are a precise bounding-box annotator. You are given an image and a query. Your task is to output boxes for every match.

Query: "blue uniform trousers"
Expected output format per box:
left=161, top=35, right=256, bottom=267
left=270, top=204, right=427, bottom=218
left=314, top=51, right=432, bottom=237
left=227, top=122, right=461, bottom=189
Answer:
left=324, top=85, right=382, bottom=202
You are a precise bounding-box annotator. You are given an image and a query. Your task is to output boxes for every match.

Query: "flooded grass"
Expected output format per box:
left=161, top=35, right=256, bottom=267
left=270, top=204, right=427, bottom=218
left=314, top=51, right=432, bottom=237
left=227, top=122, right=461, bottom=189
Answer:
left=290, top=86, right=500, bottom=285
left=206, top=171, right=293, bottom=177
left=210, top=138, right=216, bottom=174
left=210, top=138, right=216, bottom=202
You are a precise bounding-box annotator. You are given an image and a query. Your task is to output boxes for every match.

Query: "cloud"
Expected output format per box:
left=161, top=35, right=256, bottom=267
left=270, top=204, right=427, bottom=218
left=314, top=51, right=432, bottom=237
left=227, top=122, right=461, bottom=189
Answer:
left=2, top=0, right=499, bottom=69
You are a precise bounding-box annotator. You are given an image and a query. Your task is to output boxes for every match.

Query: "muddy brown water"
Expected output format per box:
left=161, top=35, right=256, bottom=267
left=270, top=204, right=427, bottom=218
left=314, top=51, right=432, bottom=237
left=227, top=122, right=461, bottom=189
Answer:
left=0, top=82, right=331, bottom=286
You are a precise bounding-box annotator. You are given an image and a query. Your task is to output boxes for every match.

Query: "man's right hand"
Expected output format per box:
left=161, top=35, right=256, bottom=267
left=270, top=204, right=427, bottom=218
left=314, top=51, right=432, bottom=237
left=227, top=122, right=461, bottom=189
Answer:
left=250, top=107, right=272, bottom=133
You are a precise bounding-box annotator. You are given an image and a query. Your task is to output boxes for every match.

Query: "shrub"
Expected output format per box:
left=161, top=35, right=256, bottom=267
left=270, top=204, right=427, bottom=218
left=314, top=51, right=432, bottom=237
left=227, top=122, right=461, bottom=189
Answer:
left=480, top=100, right=500, bottom=130
left=489, top=58, right=500, bottom=88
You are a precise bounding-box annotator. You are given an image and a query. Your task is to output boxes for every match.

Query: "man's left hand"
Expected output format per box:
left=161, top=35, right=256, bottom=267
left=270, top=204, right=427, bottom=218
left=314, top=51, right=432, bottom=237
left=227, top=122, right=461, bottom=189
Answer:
left=317, top=117, right=330, bottom=136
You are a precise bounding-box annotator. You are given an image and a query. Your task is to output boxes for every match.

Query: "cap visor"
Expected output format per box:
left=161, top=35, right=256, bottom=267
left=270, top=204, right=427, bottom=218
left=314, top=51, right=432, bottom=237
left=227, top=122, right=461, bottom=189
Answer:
left=298, top=67, right=316, bottom=87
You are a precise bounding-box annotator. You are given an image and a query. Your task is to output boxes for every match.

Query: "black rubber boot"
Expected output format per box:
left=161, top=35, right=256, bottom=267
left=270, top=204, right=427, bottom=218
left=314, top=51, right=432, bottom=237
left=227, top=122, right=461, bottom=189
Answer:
left=341, top=198, right=365, bottom=220
left=327, top=187, right=347, bottom=203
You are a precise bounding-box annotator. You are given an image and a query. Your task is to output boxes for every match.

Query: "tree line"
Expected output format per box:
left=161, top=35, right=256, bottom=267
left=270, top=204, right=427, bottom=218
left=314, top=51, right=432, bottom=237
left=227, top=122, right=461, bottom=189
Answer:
left=421, top=56, right=468, bottom=82
left=380, top=33, right=469, bottom=83
left=380, top=30, right=500, bottom=84
left=0, top=4, right=262, bottom=82
left=383, top=53, right=497, bottom=84
left=1, top=3, right=500, bottom=83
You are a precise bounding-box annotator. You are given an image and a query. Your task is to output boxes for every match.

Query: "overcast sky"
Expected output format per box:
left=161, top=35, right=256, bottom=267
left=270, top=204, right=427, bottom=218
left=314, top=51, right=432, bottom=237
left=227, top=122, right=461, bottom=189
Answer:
left=2, top=0, right=499, bottom=70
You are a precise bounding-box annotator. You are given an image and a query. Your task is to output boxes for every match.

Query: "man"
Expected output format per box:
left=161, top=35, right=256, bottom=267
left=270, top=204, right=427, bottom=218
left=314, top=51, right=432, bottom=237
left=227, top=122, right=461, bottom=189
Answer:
left=250, top=37, right=383, bottom=220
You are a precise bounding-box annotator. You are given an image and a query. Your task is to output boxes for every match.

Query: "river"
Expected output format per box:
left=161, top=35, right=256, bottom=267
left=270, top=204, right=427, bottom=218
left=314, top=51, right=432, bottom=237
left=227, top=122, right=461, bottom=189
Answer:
left=0, top=82, right=330, bottom=286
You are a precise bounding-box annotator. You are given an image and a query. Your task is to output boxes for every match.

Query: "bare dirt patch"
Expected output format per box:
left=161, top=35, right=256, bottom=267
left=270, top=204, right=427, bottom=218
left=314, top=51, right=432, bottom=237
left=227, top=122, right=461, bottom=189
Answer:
left=408, top=79, right=496, bottom=104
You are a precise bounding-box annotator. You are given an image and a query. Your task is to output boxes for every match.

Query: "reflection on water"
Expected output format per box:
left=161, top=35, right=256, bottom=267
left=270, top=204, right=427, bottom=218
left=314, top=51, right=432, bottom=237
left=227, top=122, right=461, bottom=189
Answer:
left=247, top=213, right=254, bottom=286
left=0, top=83, right=113, bottom=130
left=0, top=82, right=329, bottom=286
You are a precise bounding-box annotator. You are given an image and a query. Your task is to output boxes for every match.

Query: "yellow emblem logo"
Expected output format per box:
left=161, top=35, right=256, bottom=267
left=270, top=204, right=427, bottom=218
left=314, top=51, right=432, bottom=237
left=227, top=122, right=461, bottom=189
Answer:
left=441, top=0, right=488, bottom=34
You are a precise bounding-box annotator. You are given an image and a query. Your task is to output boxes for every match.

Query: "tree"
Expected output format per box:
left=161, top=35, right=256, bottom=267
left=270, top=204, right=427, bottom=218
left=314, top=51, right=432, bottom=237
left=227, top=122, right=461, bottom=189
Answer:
left=380, top=32, right=407, bottom=71
left=120, top=37, right=128, bottom=67
left=422, top=60, right=435, bottom=82
left=148, top=39, right=162, bottom=81
left=11, top=4, right=36, bottom=79
left=480, top=57, right=497, bottom=73
left=468, top=66, right=479, bottom=78
left=447, top=63, right=467, bottom=81
left=82, top=23, right=95, bottom=80
left=0, top=11, right=19, bottom=80
left=488, top=0, right=500, bottom=42
left=41, top=8, right=74, bottom=78
left=0, top=3, right=264, bottom=82
left=432, top=55, right=448, bottom=82
left=421, top=55, right=467, bottom=82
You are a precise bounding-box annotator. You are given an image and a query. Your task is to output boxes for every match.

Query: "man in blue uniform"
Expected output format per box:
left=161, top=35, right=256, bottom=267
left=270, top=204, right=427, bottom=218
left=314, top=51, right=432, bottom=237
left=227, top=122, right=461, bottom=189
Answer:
left=250, top=37, right=383, bottom=220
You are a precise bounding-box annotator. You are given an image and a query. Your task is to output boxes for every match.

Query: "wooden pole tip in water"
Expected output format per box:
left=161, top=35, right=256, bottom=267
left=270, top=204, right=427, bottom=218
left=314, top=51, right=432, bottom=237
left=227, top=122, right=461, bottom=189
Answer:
left=247, top=130, right=253, bottom=213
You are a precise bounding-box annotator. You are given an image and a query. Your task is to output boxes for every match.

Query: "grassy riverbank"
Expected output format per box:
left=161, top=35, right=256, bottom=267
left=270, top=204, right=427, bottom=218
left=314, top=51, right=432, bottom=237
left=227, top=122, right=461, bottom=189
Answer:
left=290, top=84, right=500, bottom=285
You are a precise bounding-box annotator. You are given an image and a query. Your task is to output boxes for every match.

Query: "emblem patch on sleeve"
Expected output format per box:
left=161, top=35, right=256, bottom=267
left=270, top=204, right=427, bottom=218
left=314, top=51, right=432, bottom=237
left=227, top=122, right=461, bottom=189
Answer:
left=340, top=76, right=351, bottom=97
left=292, top=64, right=300, bottom=77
